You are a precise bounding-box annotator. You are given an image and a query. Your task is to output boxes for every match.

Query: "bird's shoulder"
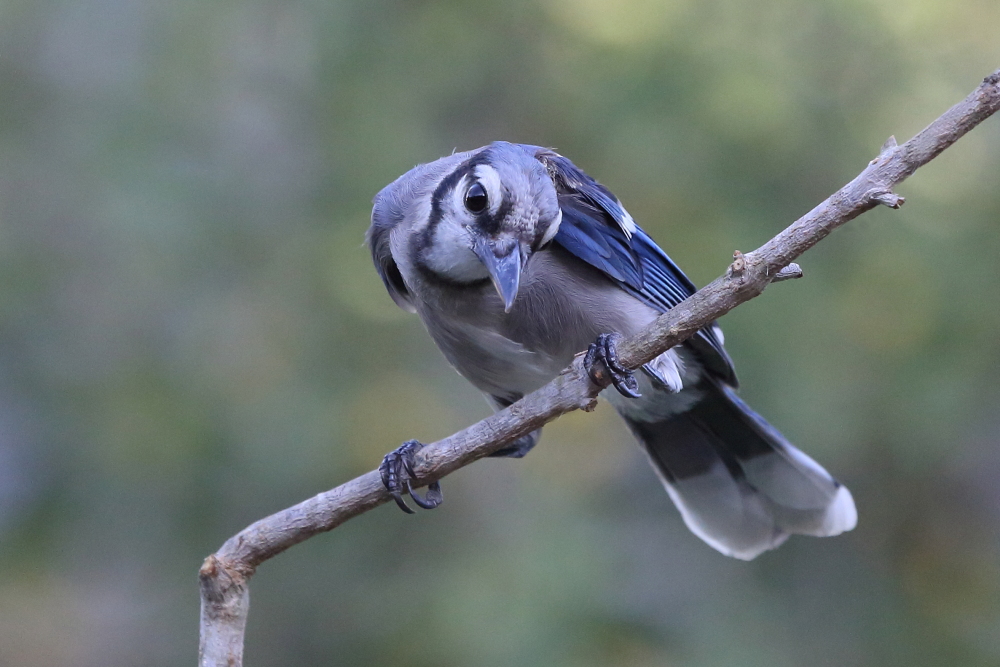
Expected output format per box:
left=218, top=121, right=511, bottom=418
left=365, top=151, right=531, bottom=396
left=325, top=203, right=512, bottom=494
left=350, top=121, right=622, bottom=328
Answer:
left=521, top=144, right=737, bottom=385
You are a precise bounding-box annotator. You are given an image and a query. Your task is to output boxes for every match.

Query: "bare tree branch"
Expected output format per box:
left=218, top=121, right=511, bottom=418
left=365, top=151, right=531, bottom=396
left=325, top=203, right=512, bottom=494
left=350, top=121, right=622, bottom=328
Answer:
left=199, top=69, right=1000, bottom=667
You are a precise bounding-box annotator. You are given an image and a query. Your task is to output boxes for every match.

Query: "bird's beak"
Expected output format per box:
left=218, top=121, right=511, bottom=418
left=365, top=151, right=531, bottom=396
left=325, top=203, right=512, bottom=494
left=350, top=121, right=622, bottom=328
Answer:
left=473, top=237, right=526, bottom=313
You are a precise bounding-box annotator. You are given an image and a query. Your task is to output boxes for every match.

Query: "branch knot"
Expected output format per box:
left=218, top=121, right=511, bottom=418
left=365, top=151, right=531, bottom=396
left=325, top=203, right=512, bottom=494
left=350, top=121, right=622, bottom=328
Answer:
left=728, top=250, right=747, bottom=281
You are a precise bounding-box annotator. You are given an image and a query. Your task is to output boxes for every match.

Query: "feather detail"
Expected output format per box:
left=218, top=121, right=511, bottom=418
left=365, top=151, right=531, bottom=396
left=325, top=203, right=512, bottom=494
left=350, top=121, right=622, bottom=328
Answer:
left=529, top=145, right=735, bottom=384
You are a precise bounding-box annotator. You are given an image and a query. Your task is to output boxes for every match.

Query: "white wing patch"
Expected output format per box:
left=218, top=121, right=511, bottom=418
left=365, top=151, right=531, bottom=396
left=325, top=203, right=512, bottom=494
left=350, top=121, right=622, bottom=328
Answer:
left=618, top=206, right=637, bottom=238
left=711, top=324, right=725, bottom=345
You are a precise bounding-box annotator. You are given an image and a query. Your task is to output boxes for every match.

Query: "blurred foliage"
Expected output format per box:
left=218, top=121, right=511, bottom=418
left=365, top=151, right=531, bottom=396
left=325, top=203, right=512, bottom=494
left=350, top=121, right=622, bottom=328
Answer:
left=0, top=0, right=998, bottom=665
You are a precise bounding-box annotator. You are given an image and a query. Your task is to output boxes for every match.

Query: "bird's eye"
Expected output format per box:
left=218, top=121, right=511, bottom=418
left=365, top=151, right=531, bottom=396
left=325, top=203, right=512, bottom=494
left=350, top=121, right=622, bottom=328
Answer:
left=464, top=182, right=488, bottom=214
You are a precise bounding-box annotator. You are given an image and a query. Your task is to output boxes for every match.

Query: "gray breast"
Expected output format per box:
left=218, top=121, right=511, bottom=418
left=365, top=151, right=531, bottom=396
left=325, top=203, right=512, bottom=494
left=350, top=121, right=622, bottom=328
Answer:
left=416, top=245, right=660, bottom=400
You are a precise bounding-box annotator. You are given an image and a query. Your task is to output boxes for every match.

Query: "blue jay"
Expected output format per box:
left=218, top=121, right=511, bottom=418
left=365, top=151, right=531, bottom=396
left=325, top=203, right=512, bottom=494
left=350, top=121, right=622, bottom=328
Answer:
left=368, top=141, right=856, bottom=559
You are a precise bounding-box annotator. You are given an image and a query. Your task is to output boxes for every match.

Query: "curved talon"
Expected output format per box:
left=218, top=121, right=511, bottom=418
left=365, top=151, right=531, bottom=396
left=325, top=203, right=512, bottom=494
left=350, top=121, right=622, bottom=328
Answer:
left=408, top=481, right=443, bottom=509
left=401, top=454, right=444, bottom=509
left=390, top=490, right=414, bottom=513
left=584, top=333, right=641, bottom=398
left=379, top=440, right=443, bottom=513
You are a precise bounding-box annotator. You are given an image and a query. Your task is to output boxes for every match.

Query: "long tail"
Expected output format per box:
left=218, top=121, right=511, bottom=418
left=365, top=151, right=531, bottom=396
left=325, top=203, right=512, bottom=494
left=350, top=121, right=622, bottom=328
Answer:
left=620, top=382, right=857, bottom=560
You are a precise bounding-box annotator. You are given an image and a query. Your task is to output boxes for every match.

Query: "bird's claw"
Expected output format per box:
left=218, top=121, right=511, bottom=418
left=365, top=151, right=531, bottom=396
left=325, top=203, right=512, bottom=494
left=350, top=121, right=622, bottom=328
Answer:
left=379, top=440, right=443, bottom=513
left=584, top=333, right=641, bottom=398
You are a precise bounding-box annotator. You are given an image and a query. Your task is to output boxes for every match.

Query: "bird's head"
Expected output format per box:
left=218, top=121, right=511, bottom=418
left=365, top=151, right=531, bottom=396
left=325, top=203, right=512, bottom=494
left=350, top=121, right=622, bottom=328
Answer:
left=415, top=142, right=562, bottom=311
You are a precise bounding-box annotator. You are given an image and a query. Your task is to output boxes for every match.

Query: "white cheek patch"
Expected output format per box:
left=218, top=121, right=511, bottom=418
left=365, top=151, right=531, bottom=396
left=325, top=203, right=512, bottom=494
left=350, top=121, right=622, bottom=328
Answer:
left=474, top=164, right=504, bottom=216
left=539, top=208, right=562, bottom=246
left=424, top=216, right=487, bottom=281
left=422, top=181, right=488, bottom=282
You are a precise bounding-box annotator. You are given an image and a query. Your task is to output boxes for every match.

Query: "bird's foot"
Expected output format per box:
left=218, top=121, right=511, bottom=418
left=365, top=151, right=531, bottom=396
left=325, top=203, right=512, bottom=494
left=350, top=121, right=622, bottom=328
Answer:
left=584, top=333, right=641, bottom=398
left=488, top=429, right=541, bottom=458
left=379, top=440, right=443, bottom=514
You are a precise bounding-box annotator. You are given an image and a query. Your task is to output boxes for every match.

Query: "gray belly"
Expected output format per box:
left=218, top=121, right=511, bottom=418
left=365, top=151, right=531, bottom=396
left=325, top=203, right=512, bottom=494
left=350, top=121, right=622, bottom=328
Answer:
left=417, top=246, right=660, bottom=401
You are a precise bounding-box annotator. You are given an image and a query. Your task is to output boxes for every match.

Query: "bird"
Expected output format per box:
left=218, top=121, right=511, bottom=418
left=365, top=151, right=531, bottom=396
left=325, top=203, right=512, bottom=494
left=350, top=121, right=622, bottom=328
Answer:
left=367, top=141, right=856, bottom=560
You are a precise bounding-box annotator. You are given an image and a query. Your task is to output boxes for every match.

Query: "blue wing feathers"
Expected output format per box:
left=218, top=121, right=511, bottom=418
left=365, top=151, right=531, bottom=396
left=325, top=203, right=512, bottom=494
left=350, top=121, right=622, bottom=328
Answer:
left=555, top=196, right=644, bottom=289
left=631, top=229, right=698, bottom=308
left=530, top=145, right=736, bottom=384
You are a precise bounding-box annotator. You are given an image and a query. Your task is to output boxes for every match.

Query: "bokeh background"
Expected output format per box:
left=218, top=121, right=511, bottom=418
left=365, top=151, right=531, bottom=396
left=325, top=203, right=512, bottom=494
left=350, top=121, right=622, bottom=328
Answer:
left=1, top=0, right=999, bottom=665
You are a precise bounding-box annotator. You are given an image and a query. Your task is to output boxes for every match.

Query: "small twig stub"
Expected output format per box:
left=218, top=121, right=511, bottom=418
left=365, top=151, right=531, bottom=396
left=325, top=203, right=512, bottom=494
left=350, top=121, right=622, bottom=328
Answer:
left=729, top=250, right=747, bottom=279
left=879, top=135, right=898, bottom=155
left=869, top=189, right=906, bottom=209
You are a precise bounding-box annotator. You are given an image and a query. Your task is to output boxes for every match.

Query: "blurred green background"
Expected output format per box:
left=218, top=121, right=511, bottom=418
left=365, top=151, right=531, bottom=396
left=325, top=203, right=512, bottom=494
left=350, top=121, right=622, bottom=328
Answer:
left=1, top=0, right=999, bottom=665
